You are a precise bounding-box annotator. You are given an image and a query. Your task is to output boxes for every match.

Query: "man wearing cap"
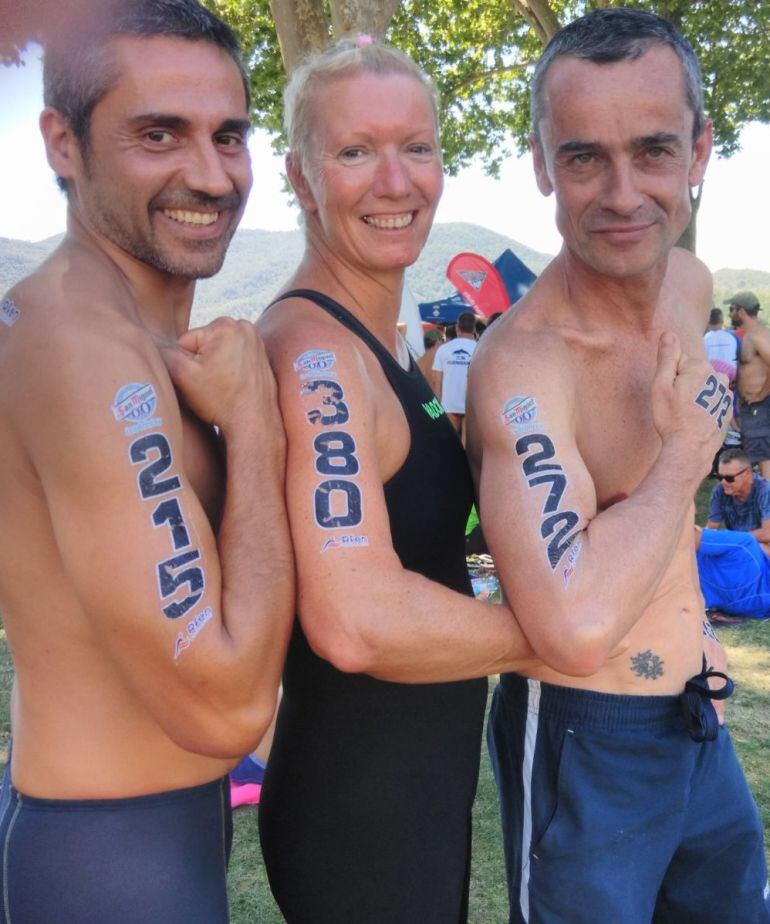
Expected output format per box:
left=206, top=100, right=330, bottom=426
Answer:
left=729, top=292, right=770, bottom=477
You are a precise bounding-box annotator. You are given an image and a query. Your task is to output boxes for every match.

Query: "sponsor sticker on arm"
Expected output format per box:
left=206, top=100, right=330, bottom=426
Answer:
left=502, top=395, right=538, bottom=434
left=0, top=298, right=20, bottom=328
left=294, top=349, right=337, bottom=379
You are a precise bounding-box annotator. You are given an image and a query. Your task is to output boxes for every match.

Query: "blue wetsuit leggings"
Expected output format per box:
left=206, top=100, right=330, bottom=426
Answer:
left=488, top=673, right=770, bottom=924
left=0, top=764, right=232, bottom=924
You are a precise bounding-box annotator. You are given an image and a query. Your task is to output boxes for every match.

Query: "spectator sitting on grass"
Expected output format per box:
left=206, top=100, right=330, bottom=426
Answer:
left=707, top=448, right=770, bottom=554
left=696, top=526, right=770, bottom=622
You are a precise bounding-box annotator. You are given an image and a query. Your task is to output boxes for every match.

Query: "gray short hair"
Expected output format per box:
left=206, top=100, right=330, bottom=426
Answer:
left=531, top=8, right=705, bottom=144
left=43, top=0, right=248, bottom=191
left=718, top=448, right=751, bottom=469
left=284, top=38, right=440, bottom=180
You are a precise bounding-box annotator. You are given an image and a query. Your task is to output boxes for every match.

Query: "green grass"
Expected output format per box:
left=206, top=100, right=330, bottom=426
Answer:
left=0, top=484, right=767, bottom=921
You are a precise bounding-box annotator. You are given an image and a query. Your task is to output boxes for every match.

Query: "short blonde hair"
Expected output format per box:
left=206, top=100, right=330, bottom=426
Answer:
left=284, top=38, right=440, bottom=178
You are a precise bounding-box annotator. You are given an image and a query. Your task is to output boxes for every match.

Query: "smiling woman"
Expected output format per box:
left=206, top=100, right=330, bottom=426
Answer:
left=255, top=38, right=534, bottom=924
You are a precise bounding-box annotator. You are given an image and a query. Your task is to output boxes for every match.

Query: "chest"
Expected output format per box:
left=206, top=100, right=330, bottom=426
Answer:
left=572, top=349, right=660, bottom=503
left=567, top=317, right=702, bottom=505
left=740, top=332, right=759, bottom=362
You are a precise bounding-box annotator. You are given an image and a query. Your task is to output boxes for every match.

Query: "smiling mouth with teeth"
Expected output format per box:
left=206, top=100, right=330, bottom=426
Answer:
left=362, top=212, right=415, bottom=230
left=162, top=209, right=219, bottom=226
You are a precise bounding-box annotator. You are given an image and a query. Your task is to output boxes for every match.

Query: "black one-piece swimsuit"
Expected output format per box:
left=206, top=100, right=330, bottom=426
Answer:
left=259, top=290, right=488, bottom=924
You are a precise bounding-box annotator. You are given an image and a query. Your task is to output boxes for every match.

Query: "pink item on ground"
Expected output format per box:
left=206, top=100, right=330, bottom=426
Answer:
left=230, top=781, right=262, bottom=808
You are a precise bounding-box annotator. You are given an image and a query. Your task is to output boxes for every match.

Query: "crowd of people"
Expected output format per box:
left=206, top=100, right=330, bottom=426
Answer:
left=0, top=2, right=768, bottom=923
left=696, top=291, right=770, bottom=622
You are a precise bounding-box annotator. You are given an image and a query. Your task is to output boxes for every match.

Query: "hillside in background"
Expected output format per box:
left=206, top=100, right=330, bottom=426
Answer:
left=2, top=226, right=768, bottom=324
left=712, top=268, right=770, bottom=313
left=191, top=222, right=553, bottom=325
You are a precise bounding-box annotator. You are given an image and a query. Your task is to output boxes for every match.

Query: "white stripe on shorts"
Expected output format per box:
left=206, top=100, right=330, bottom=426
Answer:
left=519, top=678, right=541, bottom=922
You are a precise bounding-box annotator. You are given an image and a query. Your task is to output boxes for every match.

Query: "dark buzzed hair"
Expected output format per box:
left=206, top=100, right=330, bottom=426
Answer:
left=709, top=308, right=723, bottom=326
left=457, top=312, right=477, bottom=334
left=531, top=8, right=705, bottom=144
left=43, top=0, right=248, bottom=165
left=718, top=448, right=751, bottom=469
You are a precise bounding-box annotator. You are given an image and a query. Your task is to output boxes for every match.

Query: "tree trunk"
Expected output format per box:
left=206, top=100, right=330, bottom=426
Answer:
left=330, top=0, right=401, bottom=40
left=675, top=183, right=702, bottom=253
left=512, top=0, right=562, bottom=45
left=268, top=0, right=329, bottom=74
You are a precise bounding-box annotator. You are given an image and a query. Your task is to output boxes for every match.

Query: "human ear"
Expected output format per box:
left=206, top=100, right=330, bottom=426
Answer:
left=688, top=118, right=713, bottom=187
left=530, top=132, right=554, bottom=196
left=285, top=152, right=319, bottom=214
left=39, top=107, right=84, bottom=188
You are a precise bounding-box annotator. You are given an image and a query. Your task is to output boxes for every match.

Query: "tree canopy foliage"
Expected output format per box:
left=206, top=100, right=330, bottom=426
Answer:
left=202, top=0, right=769, bottom=175
left=2, top=0, right=767, bottom=175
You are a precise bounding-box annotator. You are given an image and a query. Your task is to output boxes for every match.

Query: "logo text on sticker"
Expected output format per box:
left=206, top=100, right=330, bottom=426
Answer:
left=294, top=349, right=336, bottom=378
left=321, top=534, right=369, bottom=554
left=0, top=298, right=20, bottom=328
left=112, top=382, right=161, bottom=435
left=562, top=537, right=583, bottom=587
left=502, top=395, right=537, bottom=432
left=173, top=605, right=214, bottom=660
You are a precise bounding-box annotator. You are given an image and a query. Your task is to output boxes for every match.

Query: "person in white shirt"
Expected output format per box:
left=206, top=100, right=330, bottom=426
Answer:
left=704, top=307, right=739, bottom=373
left=432, top=310, right=478, bottom=437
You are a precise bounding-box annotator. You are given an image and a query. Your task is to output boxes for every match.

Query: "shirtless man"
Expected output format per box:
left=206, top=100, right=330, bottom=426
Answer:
left=467, top=10, right=769, bottom=924
left=0, top=2, right=292, bottom=921
left=729, top=292, right=770, bottom=476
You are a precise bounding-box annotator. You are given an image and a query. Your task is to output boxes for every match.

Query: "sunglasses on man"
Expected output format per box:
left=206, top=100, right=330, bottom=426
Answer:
left=717, top=468, right=749, bottom=484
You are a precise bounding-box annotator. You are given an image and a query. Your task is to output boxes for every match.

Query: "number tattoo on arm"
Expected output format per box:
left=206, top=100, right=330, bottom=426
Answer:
left=515, top=432, right=581, bottom=571
left=128, top=430, right=205, bottom=620
left=300, top=375, right=364, bottom=532
left=694, top=374, right=732, bottom=429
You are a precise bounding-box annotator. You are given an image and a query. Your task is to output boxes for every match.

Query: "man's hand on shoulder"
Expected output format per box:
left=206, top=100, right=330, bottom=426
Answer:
left=162, top=318, right=283, bottom=441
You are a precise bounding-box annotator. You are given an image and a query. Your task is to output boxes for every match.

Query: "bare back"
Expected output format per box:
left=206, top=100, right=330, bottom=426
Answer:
left=0, top=243, right=234, bottom=797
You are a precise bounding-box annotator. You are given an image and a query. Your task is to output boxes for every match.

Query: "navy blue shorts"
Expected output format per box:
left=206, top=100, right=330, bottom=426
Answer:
left=741, top=395, right=770, bottom=463
left=0, top=765, right=232, bottom=924
left=488, top=674, right=770, bottom=924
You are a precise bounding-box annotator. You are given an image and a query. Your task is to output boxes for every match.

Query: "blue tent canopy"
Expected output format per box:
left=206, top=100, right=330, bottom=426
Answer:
left=418, top=248, right=537, bottom=323
left=494, top=248, right=537, bottom=302
left=418, top=292, right=471, bottom=324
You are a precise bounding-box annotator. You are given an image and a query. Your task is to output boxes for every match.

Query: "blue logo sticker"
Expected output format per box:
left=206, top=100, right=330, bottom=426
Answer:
left=112, top=383, right=161, bottom=435
left=320, top=534, right=369, bottom=554
left=294, top=349, right=337, bottom=378
left=173, top=605, right=214, bottom=660
left=0, top=298, right=20, bottom=328
left=502, top=395, right=537, bottom=432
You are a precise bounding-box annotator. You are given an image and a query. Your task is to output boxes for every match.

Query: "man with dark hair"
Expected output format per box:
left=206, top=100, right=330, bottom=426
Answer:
left=704, top=306, right=739, bottom=369
left=707, top=448, right=770, bottom=549
left=432, top=310, right=478, bottom=436
left=468, top=8, right=769, bottom=923
left=729, top=292, right=770, bottom=476
left=0, top=1, right=293, bottom=920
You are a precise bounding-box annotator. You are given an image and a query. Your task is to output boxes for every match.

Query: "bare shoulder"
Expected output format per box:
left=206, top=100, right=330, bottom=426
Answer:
left=473, top=303, right=576, bottom=395
left=668, top=245, right=711, bottom=284
left=1, top=269, right=171, bottom=445
left=257, top=295, right=370, bottom=385
left=666, top=247, right=713, bottom=323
